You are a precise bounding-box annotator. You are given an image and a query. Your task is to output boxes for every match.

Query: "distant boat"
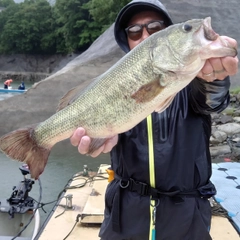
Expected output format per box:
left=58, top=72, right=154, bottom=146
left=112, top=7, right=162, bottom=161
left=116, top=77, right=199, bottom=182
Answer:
left=0, top=88, right=27, bottom=93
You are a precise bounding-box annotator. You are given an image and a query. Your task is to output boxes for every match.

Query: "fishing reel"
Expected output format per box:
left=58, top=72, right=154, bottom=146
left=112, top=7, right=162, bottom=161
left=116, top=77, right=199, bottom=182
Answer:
left=0, top=164, right=36, bottom=218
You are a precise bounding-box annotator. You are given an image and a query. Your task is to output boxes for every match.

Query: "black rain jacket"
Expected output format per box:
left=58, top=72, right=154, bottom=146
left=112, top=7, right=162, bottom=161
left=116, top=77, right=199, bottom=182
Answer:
left=99, top=1, right=231, bottom=239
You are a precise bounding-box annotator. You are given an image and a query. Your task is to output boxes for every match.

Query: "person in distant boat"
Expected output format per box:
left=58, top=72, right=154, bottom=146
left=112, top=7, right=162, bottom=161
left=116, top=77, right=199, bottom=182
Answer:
left=4, top=79, right=13, bottom=89
left=18, top=81, right=25, bottom=90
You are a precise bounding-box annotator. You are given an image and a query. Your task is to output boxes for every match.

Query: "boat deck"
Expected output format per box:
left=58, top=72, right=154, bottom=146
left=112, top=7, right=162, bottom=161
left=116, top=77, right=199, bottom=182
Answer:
left=38, top=164, right=239, bottom=240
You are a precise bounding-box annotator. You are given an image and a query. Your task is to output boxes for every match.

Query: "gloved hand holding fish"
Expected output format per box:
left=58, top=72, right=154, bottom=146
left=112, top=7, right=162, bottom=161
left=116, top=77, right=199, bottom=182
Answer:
left=0, top=17, right=237, bottom=179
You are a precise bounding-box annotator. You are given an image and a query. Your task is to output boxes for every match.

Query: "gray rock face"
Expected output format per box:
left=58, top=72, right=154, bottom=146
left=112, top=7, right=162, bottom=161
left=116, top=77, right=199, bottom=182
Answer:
left=0, top=54, right=78, bottom=75
left=210, top=95, right=240, bottom=162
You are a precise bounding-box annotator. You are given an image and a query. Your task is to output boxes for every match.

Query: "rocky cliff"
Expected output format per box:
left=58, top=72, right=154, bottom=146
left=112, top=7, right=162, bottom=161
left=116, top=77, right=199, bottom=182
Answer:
left=0, top=53, right=79, bottom=82
left=210, top=94, right=240, bottom=162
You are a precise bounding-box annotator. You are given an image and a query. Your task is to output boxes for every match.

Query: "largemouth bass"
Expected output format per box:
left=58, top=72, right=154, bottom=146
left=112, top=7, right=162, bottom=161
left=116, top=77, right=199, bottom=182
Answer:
left=0, top=17, right=237, bottom=179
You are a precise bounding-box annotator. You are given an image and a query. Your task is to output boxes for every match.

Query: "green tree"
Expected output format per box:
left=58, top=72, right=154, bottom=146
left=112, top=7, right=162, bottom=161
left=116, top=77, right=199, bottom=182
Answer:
left=84, top=0, right=131, bottom=32
left=0, top=2, right=19, bottom=52
left=0, top=0, right=56, bottom=54
left=0, top=0, right=132, bottom=54
left=0, top=0, right=15, bottom=8
left=53, top=0, right=98, bottom=53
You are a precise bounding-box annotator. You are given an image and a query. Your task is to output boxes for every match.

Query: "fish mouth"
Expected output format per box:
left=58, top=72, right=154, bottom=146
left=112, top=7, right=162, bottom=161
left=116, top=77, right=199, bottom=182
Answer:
left=203, top=17, right=219, bottom=41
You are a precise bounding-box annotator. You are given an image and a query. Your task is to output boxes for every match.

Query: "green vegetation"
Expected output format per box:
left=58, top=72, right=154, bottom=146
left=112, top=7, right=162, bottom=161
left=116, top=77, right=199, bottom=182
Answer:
left=0, top=0, right=131, bottom=54
left=230, top=86, right=240, bottom=95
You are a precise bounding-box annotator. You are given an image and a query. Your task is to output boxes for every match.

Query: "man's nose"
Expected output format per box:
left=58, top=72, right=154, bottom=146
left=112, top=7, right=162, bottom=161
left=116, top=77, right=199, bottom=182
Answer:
left=141, top=27, right=150, bottom=40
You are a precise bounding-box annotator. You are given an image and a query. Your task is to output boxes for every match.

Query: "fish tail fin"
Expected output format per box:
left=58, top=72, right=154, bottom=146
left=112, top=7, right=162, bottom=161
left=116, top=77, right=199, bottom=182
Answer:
left=0, top=127, right=51, bottom=179
left=88, top=138, right=108, bottom=155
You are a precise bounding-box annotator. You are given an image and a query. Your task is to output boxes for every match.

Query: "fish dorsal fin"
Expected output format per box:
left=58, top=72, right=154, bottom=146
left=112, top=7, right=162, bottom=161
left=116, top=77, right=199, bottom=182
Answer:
left=131, top=77, right=165, bottom=103
left=57, top=80, right=93, bottom=112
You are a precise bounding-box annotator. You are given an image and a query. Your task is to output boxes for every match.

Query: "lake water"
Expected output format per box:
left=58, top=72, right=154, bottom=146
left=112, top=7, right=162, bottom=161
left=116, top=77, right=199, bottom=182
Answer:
left=0, top=140, right=110, bottom=232
left=0, top=81, right=33, bottom=101
left=0, top=90, right=110, bottom=234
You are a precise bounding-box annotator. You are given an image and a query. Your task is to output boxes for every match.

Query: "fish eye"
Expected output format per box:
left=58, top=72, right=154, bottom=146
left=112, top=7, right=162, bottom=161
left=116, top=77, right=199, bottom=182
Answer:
left=183, top=24, right=192, bottom=32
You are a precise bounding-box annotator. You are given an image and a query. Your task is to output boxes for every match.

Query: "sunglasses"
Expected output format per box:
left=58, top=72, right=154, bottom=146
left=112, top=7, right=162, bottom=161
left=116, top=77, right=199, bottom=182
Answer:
left=125, top=20, right=165, bottom=41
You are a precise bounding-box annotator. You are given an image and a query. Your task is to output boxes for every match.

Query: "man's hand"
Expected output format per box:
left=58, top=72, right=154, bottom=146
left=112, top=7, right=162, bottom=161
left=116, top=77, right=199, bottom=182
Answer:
left=70, top=127, right=118, bottom=157
left=197, top=36, right=238, bottom=82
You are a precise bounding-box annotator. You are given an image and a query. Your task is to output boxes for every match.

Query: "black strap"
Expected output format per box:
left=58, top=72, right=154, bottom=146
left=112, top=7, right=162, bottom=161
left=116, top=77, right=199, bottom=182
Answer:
left=119, top=177, right=216, bottom=199
left=111, top=176, right=216, bottom=233
left=112, top=186, right=121, bottom=233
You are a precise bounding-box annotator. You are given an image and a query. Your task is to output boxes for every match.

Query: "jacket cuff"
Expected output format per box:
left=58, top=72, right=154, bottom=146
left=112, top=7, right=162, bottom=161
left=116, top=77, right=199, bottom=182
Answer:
left=189, top=77, right=230, bottom=114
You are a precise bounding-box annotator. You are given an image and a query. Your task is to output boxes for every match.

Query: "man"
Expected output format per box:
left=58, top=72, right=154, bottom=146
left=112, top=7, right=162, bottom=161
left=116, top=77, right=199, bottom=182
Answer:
left=18, top=81, right=25, bottom=90
left=71, top=0, right=238, bottom=239
left=4, top=79, right=13, bottom=89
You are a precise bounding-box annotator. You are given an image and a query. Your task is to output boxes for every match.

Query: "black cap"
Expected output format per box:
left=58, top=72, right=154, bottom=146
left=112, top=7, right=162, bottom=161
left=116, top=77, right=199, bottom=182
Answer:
left=114, top=0, right=173, bottom=53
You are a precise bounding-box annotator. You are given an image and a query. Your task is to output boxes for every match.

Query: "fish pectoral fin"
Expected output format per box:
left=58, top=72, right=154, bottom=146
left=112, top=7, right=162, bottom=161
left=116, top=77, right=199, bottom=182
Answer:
left=88, top=138, right=108, bottom=155
left=131, top=78, right=165, bottom=103
left=154, top=93, right=177, bottom=113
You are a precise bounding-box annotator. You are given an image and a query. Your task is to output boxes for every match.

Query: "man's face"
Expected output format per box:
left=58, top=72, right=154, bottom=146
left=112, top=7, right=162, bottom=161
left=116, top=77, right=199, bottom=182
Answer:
left=126, top=11, right=166, bottom=50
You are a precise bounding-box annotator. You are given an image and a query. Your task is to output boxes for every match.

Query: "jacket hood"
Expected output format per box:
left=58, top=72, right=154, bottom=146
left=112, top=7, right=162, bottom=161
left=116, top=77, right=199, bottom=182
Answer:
left=114, top=0, right=173, bottom=53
